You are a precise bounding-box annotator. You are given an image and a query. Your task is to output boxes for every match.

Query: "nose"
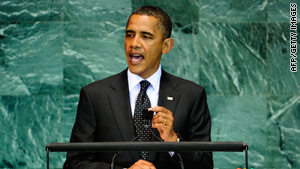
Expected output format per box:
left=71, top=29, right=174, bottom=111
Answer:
left=131, top=35, right=141, bottom=49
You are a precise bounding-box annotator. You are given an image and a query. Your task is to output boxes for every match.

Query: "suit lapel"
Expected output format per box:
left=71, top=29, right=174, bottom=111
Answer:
left=107, top=70, right=135, bottom=141
left=107, top=70, right=140, bottom=161
left=158, top=70, right=180, bottom=115
left=151, top=70, right=180, bottom=140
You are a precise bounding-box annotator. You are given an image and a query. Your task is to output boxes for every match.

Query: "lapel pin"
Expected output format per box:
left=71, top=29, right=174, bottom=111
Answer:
left=167, top=96, right=173, bottom=101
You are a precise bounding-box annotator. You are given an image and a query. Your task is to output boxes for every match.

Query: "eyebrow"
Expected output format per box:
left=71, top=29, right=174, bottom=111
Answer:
left=126, top=30, right=134, bottom=34
left=125, top=30, right=154, bottom=37
left=141, top=31, right=154, bottom=37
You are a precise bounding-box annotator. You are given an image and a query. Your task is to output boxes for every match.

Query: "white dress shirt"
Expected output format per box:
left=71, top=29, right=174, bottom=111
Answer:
left=127, top=65, right=162, bottom=116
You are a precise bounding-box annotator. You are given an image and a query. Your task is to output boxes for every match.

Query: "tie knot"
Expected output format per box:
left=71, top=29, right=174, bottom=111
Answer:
left=140, top=80, right=151, bottom=92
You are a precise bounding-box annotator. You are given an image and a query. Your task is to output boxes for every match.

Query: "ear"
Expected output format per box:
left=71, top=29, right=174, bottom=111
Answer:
left=162, top=38, right=174, bottom=54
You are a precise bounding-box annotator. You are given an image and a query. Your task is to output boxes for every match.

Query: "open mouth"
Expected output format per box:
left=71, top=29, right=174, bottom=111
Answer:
left=129, top=54, right=144, bottom=64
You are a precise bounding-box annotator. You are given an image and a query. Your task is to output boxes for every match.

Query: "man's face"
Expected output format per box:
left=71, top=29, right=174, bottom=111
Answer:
left=125, top=14, right=165, bottom=79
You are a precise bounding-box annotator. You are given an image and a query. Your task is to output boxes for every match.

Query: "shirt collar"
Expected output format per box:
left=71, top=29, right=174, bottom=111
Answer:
left=127, top=65, right=162, bottom=94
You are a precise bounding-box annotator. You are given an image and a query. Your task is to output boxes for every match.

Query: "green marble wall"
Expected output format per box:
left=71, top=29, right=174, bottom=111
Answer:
left=0, top=0, right=299, bottom=168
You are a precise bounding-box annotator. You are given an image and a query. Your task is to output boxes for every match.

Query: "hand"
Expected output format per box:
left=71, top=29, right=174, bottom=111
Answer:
left=150, top=106, right=178, bottom=142
left=128, top=160, right=156, bottom=169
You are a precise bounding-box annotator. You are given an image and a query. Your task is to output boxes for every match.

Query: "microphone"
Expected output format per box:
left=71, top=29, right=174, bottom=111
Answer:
left=111, top=109, right=184, bottom=169
left=142, top=109, right=154, bottom=120
left=111, top=110, right=156, bottom=169
left=142, top=110, right=184, bottom=169
left=141, top=109, right=163, bottom=142
left=126, top=110, right=162, bottom=142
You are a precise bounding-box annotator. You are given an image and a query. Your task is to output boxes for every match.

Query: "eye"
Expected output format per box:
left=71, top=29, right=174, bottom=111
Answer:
left=143, top=34, right=152, bottom=39
left=126, top=33, right=134, bottom=38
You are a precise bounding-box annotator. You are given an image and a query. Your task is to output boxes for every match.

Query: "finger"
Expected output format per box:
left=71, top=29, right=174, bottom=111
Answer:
left=130, top=160, right=155, bottom=169
left=152, top=122, right=172, bottom=130
left=152, top=116, right=170, bottom=126
left=149, top=106, right=172, bottom=115
left=137, top=160, right=155, bottom=167
left=150, top=106, right=170, bottom=114
left=153, top=112, right=173, bottom=121
left=153, top=114, right=174, bottom=125
left=152, top=115, right=166, bottom=122
left=131, top=164, right=154, bottom=169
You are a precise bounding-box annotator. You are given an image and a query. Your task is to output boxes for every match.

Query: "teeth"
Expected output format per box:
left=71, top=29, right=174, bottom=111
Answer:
left=131, top=54, right=141, bottom=57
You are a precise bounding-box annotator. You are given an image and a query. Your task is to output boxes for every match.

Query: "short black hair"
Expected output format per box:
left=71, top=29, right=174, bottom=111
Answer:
left=129, top=6, right=172, bottom=39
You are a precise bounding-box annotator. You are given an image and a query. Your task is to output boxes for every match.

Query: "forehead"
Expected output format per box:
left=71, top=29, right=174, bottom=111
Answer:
left=126, top=14, right=161, bottom=33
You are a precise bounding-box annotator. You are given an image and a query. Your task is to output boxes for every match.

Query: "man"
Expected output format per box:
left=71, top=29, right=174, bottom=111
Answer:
left=64, top=6, right=213, bottom=169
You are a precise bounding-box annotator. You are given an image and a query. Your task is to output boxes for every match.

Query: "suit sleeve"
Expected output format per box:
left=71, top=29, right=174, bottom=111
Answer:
left=63, top=87, right=123, bottom=169
left=173, top=88, right=213, bottom=169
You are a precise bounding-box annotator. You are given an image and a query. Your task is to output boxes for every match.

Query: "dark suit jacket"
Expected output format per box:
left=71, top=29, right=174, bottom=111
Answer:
left=64, top=69, right=213, bottom=169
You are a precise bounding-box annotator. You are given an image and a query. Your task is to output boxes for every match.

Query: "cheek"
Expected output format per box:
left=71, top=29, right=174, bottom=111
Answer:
left=124, top=39, right=130, bottom=48
left=124, top=42, right=128, bottom=49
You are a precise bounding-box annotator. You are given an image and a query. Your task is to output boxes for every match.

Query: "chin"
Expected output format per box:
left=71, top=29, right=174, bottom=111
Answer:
left=128, top=66, right=144, bottom=76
